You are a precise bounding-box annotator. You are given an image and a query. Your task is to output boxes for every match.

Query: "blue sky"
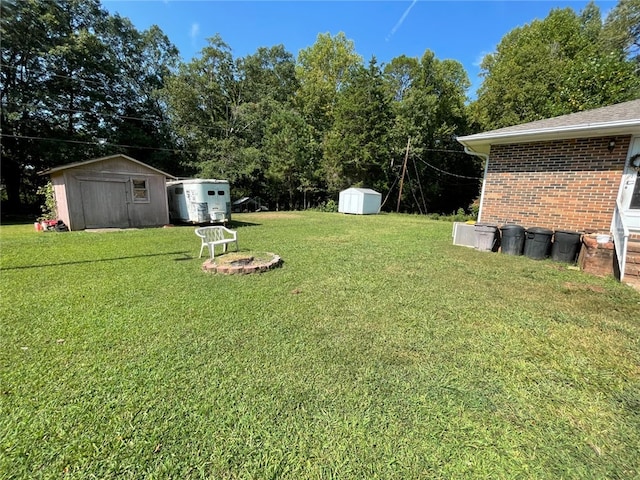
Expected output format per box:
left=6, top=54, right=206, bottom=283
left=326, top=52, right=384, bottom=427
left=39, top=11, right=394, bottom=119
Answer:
left=102, top=0, right=617, bottom=97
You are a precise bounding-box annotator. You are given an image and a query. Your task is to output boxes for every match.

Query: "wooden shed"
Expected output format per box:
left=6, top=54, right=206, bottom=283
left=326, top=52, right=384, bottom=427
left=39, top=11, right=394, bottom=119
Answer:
left=41, top=154, right=176, bottom=231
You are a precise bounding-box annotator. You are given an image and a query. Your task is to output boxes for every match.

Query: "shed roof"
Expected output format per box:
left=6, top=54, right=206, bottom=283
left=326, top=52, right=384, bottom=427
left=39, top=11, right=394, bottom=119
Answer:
left=458, top=99, right=640, bottom=156
left=40, top=154, right=177, bottom=179
left=342, top=187, right=381, bottom=195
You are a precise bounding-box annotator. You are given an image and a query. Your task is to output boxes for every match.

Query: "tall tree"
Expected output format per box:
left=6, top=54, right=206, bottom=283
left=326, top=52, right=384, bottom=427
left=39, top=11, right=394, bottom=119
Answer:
left=295, top=32, right=362, bottom=133
left=1, top=0, right=181, bottom=212
left=263, top=105, right=318, bottom=209
left=602, top=0, right=640, bottom=65
left=163, top=35, right=241, bottom=179
left=472, top=3, right=640, bottom=130
left=237, top=45, right=298, bottom=105
left=323, top=58, right=393, bottom=193
left=387, top=51, right=476, bottom=213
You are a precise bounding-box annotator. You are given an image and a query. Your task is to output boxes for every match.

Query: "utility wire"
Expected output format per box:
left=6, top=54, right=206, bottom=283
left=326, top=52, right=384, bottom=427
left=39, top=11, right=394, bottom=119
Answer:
left=0, top=62, right=159, bottom=88
left=412, top=154, right=428, bottom=214
left=414, top=155, right=483, bottom=180
left=0, top=133, right=190, bottom=154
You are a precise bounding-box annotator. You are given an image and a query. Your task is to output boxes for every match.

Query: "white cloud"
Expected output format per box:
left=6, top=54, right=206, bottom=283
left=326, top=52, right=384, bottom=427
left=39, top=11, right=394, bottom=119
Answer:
left=190, top=23, right=200, bottom=43
left=473, top=50, right=490, bottom=68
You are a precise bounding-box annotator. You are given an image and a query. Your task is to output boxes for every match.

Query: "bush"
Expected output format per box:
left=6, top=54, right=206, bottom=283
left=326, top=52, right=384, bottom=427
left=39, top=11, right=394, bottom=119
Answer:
left=36, top=181, right=57, bottom=221
left=311, top=199, right=338, bottom=213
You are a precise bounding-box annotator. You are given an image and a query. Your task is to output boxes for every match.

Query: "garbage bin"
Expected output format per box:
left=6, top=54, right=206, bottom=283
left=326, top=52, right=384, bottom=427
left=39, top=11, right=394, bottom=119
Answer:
left=523, top=227, right=553, bottom=260
left=499, top=224, right=525, bottom=255
left=551, top=230, right=582, bottom=263
left=474, top=224, right=499, bottom=252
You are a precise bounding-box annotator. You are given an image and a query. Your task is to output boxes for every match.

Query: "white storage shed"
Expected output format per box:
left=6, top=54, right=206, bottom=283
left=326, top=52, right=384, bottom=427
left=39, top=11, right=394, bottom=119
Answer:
left=338, top=188, right=381, bottom=215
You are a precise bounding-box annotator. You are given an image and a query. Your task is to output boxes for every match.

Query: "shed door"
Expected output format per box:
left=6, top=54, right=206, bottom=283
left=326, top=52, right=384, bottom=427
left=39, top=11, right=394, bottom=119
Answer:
left=620, top=137, right=640, bottom=229
left=80, top=180, right=129, bottom=228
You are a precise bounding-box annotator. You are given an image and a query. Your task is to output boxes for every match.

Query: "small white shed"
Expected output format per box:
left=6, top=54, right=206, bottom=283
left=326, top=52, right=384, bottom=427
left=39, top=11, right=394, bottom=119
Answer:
left=338, top=188, right=381, bottom=215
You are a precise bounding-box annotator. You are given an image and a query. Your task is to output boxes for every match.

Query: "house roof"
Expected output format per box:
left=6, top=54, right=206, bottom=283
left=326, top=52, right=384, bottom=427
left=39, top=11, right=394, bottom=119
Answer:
left=39, top=154, right=177, bottom=179
left=457, top=99, right=640, bottom=156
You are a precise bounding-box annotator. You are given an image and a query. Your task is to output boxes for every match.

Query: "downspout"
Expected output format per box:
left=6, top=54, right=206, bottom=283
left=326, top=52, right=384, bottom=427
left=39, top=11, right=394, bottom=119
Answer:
left=463, top=145, right=489, bottom=223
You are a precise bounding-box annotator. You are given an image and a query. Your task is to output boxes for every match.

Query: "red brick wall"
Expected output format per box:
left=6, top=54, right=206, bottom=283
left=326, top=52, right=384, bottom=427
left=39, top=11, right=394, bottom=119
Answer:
left=480, top=136, right=630, bottom=232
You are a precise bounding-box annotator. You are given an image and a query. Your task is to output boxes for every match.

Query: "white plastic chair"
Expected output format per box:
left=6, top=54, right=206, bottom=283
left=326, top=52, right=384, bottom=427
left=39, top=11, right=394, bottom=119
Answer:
left=195, top=226, right=238, bottom=259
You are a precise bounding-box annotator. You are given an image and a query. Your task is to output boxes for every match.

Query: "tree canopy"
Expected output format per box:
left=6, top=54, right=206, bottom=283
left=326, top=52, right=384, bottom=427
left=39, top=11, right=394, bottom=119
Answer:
left=471, top=2, right=640, bottom=129
left=2, top=0, right=638, bottom=217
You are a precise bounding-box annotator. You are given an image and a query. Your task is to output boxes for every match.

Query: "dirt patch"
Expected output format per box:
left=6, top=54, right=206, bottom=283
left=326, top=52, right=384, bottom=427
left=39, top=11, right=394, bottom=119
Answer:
left=236, top=212, right=301, bottom=220
left=563, top=282, right=606, bottom=293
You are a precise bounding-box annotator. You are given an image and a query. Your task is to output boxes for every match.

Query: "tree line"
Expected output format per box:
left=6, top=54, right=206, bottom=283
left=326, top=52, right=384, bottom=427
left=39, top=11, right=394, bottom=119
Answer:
left=2, top=0, right=638, bottom=216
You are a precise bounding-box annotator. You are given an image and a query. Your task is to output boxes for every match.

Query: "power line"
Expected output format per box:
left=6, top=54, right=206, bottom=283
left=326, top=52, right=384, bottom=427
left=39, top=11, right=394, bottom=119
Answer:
left=414, top=155, right=483, bottom=180
left=0, top=133, right=189, bottom=154
left=0, top=61, right=156, bottom=88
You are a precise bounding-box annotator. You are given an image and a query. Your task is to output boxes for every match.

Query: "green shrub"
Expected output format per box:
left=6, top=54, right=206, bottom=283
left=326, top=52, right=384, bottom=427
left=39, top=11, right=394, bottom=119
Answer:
left=36, top=181, right=57, bottom=221
left=311, top=199, right=339, bottom=213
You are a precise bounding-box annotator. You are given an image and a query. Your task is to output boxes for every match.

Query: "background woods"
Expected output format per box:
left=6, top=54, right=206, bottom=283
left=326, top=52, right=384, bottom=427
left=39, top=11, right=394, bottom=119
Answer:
left=2, top=0, right=639, bottom=216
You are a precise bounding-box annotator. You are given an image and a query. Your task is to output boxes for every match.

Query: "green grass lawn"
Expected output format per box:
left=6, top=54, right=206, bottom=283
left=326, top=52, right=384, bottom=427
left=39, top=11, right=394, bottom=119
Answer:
left=1, top=212, right=639, bottom=479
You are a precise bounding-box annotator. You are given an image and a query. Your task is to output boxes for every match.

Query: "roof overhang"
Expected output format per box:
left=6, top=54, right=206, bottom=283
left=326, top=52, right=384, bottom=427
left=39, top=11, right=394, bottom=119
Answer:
left=457, top=119, right=640, bottom=157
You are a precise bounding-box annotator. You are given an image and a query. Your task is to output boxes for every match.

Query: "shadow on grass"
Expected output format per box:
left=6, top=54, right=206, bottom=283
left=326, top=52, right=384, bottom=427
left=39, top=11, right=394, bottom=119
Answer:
left=229, top=220, right=261, bottom=228
left=1, top=251, right=193, bottom=271
left=172, top=220, right=261, bottom=228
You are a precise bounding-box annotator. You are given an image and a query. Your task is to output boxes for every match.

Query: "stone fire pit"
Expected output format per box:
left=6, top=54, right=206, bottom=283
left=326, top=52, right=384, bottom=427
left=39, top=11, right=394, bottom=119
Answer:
left=202, top=252, right=281, bottom=274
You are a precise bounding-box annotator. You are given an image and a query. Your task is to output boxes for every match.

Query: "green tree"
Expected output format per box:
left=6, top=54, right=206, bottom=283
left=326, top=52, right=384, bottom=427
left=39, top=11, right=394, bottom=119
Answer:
left=386, top=51, right=476, bottom=213
left=1, top=0, right=181, bottom=213
left=323, top=58, right=393, bottom=194
left=237, top=45, right=299, bottom=105
left=295, top=32, right=362, bottom=133
left=472, top=3, right=639, bottom=130
left=602, top=0, right=640, bottom=64
left=263, top=106, right=318, bottom=209
left=164, top=39, right=303, bottom=198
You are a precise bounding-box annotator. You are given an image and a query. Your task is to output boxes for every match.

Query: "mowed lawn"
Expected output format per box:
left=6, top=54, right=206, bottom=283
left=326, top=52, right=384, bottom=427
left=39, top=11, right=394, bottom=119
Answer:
left=1, top=212, right=639, bottom=479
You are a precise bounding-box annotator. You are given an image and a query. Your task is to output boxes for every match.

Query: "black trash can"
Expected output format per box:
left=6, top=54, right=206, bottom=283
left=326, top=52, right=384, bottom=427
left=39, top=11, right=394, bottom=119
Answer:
left=524, top=227, right=553, bottom=260
left=474, top=224, right=499, bottom=252
left=500, top=224, right=525, bottom=255
left=551, top=230, right=582, bottom=263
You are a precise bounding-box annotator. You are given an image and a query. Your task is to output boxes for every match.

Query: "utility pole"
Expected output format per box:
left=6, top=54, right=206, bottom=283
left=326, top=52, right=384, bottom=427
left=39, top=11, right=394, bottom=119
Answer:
left=396, top=137, right=411, bottom=213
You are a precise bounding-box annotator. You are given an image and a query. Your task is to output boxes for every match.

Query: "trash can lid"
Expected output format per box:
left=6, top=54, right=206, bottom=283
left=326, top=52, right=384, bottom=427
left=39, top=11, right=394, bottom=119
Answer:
left=475, top=224, right=498, bottom=230
left=527, top=227, right=553, bottom=234
left=554, top=229, right=580, bottom=235
left=500, top=224, right=524, bottom=231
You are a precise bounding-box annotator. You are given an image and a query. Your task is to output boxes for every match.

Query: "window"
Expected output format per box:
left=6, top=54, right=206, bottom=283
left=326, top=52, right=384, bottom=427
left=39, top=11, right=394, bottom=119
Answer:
left=218, top=190, right=225, bottom=196
left=132, top=179, right=149, bottom=203
left=208, top=190, right=216, bottom=196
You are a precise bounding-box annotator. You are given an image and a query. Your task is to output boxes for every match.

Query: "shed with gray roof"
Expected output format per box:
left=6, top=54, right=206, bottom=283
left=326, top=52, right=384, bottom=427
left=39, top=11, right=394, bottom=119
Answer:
left=41, top=154, right=176, bottom=231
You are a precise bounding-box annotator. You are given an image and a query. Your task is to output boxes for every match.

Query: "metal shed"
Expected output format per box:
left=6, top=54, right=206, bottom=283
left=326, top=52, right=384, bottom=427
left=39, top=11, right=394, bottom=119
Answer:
left=338, top=187, right=381, bottom=215
left=41, top=154, right=176, bottom=231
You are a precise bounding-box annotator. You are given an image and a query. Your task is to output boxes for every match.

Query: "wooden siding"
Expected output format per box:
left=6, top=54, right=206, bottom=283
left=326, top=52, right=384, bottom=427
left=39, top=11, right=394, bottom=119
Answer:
left=51, top=155, right=170, bottom=230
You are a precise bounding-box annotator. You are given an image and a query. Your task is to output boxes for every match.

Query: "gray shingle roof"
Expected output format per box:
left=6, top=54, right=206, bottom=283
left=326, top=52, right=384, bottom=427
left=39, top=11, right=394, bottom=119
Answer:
left=458, top=99, right=640, bottom=156
left=480, top=99, right=639, bottom=135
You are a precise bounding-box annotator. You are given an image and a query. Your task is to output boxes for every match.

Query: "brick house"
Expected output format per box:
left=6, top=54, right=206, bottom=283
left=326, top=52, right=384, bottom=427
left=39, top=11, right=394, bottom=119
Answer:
left=457, top=99, right=640, bottom=286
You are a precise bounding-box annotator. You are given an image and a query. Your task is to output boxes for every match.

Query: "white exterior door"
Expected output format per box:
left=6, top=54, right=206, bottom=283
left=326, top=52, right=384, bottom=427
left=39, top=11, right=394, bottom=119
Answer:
left=619, top=136, right=640, bottom=229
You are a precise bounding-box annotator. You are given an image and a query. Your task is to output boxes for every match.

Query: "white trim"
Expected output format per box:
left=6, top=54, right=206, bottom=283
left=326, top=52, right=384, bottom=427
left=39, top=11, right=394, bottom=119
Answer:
left=458, top=121, right=640, bottom=156
left=40, top=154, right=177, bottom=179
left=131, top=178, right=150, bottom=204
left=463, top=146, right=489, bottom=222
